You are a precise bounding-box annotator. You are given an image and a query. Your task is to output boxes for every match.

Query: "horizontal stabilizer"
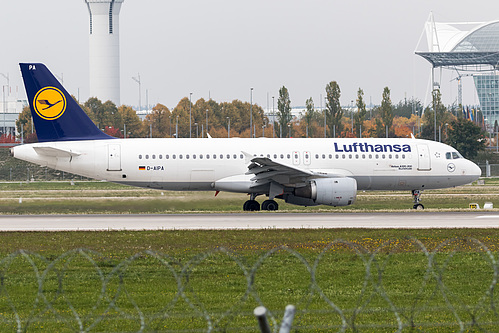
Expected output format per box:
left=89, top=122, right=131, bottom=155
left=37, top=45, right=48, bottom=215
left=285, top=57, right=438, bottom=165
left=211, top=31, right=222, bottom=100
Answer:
left=33, top=146, right=82, bottom=158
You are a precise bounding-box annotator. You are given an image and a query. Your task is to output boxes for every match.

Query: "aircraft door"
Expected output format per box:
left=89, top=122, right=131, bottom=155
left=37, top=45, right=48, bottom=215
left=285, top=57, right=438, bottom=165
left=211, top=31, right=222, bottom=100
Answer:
left=303, top=151, right=311, bottom=165
left=292, top=151, right=300, bottom=165
left=417, top=144, right=431, bottom=171
left=107, top=144, right=122, bottom=171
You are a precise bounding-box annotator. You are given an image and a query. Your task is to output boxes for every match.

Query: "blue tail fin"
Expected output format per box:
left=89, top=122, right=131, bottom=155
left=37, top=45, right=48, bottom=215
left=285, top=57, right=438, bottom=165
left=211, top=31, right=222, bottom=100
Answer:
left=20, top=63, right=113, bottom=142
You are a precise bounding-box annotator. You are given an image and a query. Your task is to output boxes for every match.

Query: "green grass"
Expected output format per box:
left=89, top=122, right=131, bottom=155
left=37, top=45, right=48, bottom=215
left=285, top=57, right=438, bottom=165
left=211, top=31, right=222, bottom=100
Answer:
left=0, top=230, right=498, bottom=331
left=0, top=179, right=498, bottom=214
left=0, top=182, right=499, bottom=331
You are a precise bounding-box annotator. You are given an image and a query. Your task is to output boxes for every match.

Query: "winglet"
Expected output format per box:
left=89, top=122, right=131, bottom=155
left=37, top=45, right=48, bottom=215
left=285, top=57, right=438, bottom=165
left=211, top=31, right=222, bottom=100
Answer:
left=410, top=133, right=416, bottom=139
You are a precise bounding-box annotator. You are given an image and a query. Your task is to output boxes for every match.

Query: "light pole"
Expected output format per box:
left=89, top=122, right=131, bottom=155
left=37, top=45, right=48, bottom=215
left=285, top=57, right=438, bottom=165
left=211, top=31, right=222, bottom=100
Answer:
left=195, top=122, right=198, bottom=138
left=206, top=109, right=209, bottom=138
left=227, top=117, right=230, bottom=138
left=288, top=123, right=291, bottom=138
left=124, top=123, right=127, bottom=139
left=132, top=74, right=141, bottom=112
left=250, top=87, right=253, bottom=138
left=176, top=115, right=179, bottom=138
left=169, top=116, right=171, bottom=137
left=272, top=96, right=275, bottom=138
left=189, top=92, right=192, bottom=138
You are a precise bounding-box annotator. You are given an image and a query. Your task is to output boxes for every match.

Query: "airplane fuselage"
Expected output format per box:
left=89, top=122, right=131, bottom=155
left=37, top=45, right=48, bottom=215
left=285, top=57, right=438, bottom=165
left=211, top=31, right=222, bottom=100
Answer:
left=12, top=137, right=480, bottom=193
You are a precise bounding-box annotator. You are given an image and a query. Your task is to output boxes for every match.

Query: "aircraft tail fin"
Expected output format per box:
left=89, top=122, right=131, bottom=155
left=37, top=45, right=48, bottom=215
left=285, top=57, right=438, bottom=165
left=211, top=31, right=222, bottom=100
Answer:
left=19, top=63, right=113, bottom=142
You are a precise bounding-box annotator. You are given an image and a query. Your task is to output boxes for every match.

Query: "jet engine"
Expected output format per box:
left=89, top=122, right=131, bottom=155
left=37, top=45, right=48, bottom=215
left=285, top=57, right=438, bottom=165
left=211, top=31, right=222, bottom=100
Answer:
left=285, top=177, right=357, bottom=207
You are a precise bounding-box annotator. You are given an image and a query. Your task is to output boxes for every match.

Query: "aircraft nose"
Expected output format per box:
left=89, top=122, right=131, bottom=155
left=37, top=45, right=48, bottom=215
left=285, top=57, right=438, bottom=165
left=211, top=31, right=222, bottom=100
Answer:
left=470, top=161, right=482, bottom=180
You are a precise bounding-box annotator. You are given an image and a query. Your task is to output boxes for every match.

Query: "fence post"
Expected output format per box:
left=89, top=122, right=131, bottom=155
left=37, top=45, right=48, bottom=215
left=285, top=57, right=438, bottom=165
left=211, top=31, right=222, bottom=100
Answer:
left=279, top=305, right=296, bottom=333
left=254, top=306, right=271, bottom=333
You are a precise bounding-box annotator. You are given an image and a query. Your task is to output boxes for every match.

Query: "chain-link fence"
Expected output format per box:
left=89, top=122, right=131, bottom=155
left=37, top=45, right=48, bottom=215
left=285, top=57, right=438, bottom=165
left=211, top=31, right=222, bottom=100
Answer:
left=0, top=238, right=498, bottom=332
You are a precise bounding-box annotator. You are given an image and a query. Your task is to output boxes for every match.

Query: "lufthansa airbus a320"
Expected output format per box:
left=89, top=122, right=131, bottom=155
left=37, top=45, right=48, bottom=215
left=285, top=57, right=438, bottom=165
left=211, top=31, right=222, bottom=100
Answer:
left=11, top=63, right=482, bottom=211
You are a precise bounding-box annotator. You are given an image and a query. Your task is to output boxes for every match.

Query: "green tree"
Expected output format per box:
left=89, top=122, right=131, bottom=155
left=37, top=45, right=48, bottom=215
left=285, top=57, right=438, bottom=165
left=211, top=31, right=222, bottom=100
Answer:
left=353, top=88, right=367, bottom=138
left=447, top=118, right=486, bottom=159
left=304, top=97, right=314, bottom=138
left=325, top=81, right=342, bottom=137
left=420, top=89, right=453, bottom=141
left=393, top=98, right=423, bottom=119
left=277, top=86, right=292, bottom=138
left=378, top=87, right=393, bottom=137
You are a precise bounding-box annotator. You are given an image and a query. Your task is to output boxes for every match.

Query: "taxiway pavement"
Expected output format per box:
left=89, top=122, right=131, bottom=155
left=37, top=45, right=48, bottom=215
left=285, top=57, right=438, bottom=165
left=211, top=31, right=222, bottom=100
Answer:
left=0, top=212, right=497, bottom=231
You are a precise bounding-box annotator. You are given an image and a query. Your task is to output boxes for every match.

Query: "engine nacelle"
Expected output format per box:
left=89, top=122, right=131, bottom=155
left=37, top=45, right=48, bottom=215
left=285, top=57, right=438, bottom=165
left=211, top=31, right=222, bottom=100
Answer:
left=289, top=177, right=357, bottom=207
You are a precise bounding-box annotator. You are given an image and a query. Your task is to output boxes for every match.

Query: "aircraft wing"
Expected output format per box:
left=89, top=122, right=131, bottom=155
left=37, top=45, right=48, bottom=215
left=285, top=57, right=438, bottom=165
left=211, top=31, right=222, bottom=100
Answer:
left=243, top=152, right=346, bottom=192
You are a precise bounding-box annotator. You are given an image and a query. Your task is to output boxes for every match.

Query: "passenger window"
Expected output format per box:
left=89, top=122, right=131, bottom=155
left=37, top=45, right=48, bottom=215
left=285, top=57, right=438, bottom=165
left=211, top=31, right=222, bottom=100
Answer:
left=193, top=155, right=196, bottom=159
left=315, top=154, right=319, bottom=159
left=173, top=154, right=176, bottom=159
left=329, top=154, right=332, bottom=159
left=179, top=154, right=183, bottom=159
left=335, top=154, right=339, bottom=159
left=349, top=154, right=352, bottom=159
left=159, top=154, right=163, bottom=159
left=240, top=154, right=244, bottom=159
left=213, top=154, right=216, bottom=159
left=186, top=154, right=190, bottom=159
left=295, top=153, right=299, bottom=159
left=274, top=154, right=277, bottom=159
left=145, top=155, right=149, bottom=159
left=287, top=154, right=291, bottom=159
left=139, top=155, right=142, bottom=159
left=322, top=154, right=326, bottom=159
left=199, top=154, right=203, bottom=159
left=220, top=154, right=223, bottom=159
left=166, top=154, right=169, bottom=159
left=206, top=154, right=209, bottom=159
left=382, top=154, right=385, bottom=159
left=342, top=154, right=346, bottom=159
left=362, top=154, right=366, bottom=159
left=369, top=154, right=372, bottom=159
left=152, top=154, right=156, bottom=159
left=233, top=154, right=237, bottom=159
left=402, top=154, right=405, bottom=159
left=388, top=154, right=392, bottom=159
left=395, top=154, right=398, bottom=159
left=227, top=154, right=230, bottom=159
left=375, top=154, right=379, bottom=159
left=280, top=154, right=284, bottom=159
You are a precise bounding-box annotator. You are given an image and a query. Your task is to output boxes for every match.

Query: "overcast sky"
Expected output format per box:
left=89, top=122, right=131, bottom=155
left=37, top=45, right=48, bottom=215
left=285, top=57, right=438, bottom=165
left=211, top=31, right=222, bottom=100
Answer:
left=1, top=0, right=498, bottom=110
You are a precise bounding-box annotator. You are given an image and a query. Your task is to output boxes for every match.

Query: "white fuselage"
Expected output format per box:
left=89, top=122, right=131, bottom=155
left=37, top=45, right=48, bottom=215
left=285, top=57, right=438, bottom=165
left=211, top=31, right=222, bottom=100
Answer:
left=12, top=137, right=481, bottom=193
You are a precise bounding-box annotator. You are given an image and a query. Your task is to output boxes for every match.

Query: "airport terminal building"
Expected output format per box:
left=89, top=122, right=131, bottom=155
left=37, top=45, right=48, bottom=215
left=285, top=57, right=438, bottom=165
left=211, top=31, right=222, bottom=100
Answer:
left=417, top=15, right=499, bottom=131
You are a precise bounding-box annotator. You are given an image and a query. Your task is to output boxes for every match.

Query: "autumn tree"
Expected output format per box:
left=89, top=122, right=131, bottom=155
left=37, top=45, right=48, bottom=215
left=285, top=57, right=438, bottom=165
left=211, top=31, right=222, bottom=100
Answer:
left=325, top=81, right=343, bottom=137
left=119, top=105, right=145, bottom=138
left=144, top=103, right=171, bottom=138
left=353, top=88, right=367, bottom=138
left=15, top=106, right=37, bottom=143
left=276, top=86, right=292, bottom=138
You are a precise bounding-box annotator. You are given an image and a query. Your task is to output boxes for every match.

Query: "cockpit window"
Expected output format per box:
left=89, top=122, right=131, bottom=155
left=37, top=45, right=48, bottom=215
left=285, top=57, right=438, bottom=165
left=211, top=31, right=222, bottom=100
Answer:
left=446, top=152, right=462, bottom=159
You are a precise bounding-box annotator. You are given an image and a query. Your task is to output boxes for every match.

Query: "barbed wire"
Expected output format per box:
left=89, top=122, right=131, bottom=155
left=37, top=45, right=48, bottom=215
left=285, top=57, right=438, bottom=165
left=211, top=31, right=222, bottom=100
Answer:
left=0, top=237, right=498, bottom=332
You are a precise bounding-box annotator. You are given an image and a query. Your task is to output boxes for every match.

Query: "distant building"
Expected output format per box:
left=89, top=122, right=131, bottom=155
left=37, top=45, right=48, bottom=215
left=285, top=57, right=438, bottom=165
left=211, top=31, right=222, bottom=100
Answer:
left=85, top=0, right=124, bottom=106
left=0, top=92, right=28, bottom=136
left=416, top=13, right=499, bottom=131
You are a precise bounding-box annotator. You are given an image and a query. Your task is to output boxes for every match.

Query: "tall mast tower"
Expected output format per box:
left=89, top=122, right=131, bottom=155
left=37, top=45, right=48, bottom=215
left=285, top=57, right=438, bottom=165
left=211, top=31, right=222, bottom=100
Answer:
left=85, top=0, right=124, bottom=106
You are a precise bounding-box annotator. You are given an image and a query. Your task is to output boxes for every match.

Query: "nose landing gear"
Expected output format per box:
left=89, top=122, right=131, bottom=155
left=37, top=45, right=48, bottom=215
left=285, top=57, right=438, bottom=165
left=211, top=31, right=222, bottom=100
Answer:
left=412, top=190, right=424, bottom=210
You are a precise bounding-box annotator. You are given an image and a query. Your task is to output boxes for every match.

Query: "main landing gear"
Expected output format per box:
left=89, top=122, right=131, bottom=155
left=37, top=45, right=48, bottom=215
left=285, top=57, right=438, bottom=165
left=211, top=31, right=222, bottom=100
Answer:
left=412, top=190, right=424, bottom=210
left=243, top=194, right=279, bottom=211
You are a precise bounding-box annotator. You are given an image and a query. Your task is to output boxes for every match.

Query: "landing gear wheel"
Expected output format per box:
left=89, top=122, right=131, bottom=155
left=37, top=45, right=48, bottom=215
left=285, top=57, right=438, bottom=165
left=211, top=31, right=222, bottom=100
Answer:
left=413, top=203, right=424, bottom=210
left=262, top=200, right=279, bottom=211
left=243, top=200, right=260, bottom=211
left=412, top=190, right=424, bottom=210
